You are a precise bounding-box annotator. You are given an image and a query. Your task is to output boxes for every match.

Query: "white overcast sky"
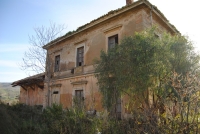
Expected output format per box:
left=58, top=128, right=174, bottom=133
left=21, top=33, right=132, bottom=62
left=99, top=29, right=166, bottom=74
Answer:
left=0, top=0, right=200, bottom=82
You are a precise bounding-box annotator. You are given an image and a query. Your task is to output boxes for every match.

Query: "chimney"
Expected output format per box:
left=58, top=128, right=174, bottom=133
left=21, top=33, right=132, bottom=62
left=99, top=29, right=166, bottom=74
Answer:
left=126, top=0, right=133, bottom=5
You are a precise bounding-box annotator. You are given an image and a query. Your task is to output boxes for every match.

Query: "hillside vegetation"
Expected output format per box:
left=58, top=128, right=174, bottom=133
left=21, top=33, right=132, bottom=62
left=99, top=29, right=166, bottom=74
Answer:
left=0, top=83, right=20, bottom=104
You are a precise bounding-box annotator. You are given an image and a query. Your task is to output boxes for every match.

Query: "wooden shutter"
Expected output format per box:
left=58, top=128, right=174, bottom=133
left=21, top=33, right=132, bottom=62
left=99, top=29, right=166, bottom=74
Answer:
left=108, top=34, right=118, bottom=50
left=75, top=90, right=84, bottom=107
left=77, top=47, right=84, bottom=66
left=54, top=55, right=60, bottom=72
left=52, top=90, right=60, bottom=104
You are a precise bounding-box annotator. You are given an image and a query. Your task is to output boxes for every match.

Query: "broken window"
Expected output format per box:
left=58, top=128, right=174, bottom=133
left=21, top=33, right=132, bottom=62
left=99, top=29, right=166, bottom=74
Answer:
left=54, top=55, right=60, bottom=72
left=108, top=34, right=118, bottom=50
left=74, top=90, right=84, bottom=108
left=76, top=46, right=84, bottom=67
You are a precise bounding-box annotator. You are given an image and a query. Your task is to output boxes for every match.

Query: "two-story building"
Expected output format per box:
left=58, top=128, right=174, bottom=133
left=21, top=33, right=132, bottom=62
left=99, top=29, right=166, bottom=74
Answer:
left=13, top=0, right=179, bottom=118
left=42, top=0, right=178, bottom=118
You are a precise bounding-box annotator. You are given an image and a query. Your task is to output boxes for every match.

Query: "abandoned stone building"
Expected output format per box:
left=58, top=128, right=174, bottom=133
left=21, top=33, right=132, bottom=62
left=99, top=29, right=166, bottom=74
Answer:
left=13, top=0, right=178, bottom=118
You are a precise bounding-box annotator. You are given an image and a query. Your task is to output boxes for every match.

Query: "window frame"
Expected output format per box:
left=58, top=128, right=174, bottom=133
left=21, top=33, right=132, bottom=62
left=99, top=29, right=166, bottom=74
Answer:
left=73, top=89, right=84, bottom=108
left=75, top=43, right=85, bottom=67
left=108, top=34, right=118, bottom=50
left=54, top=55, right=60, bottom=72
left=76, top=46, right=84, bottom=67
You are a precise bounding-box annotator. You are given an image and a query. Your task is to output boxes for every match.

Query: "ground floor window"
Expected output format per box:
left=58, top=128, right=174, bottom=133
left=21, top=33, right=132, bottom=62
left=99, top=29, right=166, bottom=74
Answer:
left=74, top=90, right=84, bottom=108
left=52, top=90, right=60, bottom=105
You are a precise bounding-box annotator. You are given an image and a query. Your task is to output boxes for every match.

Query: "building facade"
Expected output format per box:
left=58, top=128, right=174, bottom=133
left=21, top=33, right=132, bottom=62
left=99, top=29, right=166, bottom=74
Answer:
left=13, top=0, right=179, bottom=118
left=42, top=0, right=178, bottom=118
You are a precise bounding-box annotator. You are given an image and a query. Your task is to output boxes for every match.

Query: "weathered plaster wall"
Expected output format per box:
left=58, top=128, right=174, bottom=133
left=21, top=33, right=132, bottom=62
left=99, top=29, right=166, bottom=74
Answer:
left=46, top=74, right=103, bottom=111
left=19, top=84, right=43, bottom=106
left=47, top=7, right=146, bottom=74
left=142, top=6, right=176, bottom=35
left=43, top=5, right=177, bottom=118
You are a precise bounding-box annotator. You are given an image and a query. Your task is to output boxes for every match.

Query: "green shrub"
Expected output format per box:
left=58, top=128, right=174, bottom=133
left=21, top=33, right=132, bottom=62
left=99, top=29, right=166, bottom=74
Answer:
left=1, top=102, right=199, bottom=134
left=42, top=104, right=97, bottom=134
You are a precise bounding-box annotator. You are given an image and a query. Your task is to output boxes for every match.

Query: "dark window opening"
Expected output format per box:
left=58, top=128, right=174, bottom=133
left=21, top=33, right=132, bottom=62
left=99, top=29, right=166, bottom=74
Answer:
left=76, top=46, right=84, bottom=67
left=71, top=68, right=74, bottom=74
left=108, top=34, right=118, bottom=50
left=53, top=91, right=59, bottom=94
left=54, top=55, right=60, bottom=72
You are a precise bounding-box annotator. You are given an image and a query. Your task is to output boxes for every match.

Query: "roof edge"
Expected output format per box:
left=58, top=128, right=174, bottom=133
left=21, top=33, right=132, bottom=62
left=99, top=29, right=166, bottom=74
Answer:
left=43, top=0, right=144, bottom=49
left=43, top=0, right=179, bottom=49
left=11, top=73, right=45, bottom=87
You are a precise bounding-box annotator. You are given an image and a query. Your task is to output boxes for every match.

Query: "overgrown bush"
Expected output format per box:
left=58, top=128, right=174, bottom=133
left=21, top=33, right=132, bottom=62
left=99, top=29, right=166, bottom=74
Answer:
left=0, top=103, right=46, bottom=134
left=0, top=103, right=100, bottom=134
left=1, top=101, right=200, bottom=133
left=94, top=27, right=200, bottom=133
left=42, top=104, right=98, bottom=134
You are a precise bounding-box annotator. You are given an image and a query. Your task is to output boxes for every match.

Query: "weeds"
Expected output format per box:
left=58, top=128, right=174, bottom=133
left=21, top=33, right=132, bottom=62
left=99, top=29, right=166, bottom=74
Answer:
left=1, top=101, right=200, bottom=134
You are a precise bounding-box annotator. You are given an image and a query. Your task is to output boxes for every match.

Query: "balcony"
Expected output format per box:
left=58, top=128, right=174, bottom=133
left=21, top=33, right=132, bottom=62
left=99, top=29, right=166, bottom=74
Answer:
left=52, top=65, right=95, bottom=79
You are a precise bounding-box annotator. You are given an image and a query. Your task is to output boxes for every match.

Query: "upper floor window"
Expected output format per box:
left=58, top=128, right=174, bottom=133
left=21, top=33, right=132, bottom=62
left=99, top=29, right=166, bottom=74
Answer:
left=54, top=55, right=60, bottom=72
left=76, top=46, right=84, bottom=67
left=108, top=34, right=118, bottom=50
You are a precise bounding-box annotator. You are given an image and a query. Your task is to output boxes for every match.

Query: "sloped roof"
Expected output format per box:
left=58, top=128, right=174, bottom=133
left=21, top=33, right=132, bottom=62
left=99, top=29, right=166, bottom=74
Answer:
left=11, top=73, right=45, bottom=87
left=43, top=0, right=179, bottom=49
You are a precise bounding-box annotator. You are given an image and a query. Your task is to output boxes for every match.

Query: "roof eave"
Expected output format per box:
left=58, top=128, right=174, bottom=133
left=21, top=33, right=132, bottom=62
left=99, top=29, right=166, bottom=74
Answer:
left=43, top=0, right=145, bottom=49
left=143, top=0, right=179, bottom=34
left=11, top=73, right=45, bottom=87
left=43, top=0, right=179, bottom=49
